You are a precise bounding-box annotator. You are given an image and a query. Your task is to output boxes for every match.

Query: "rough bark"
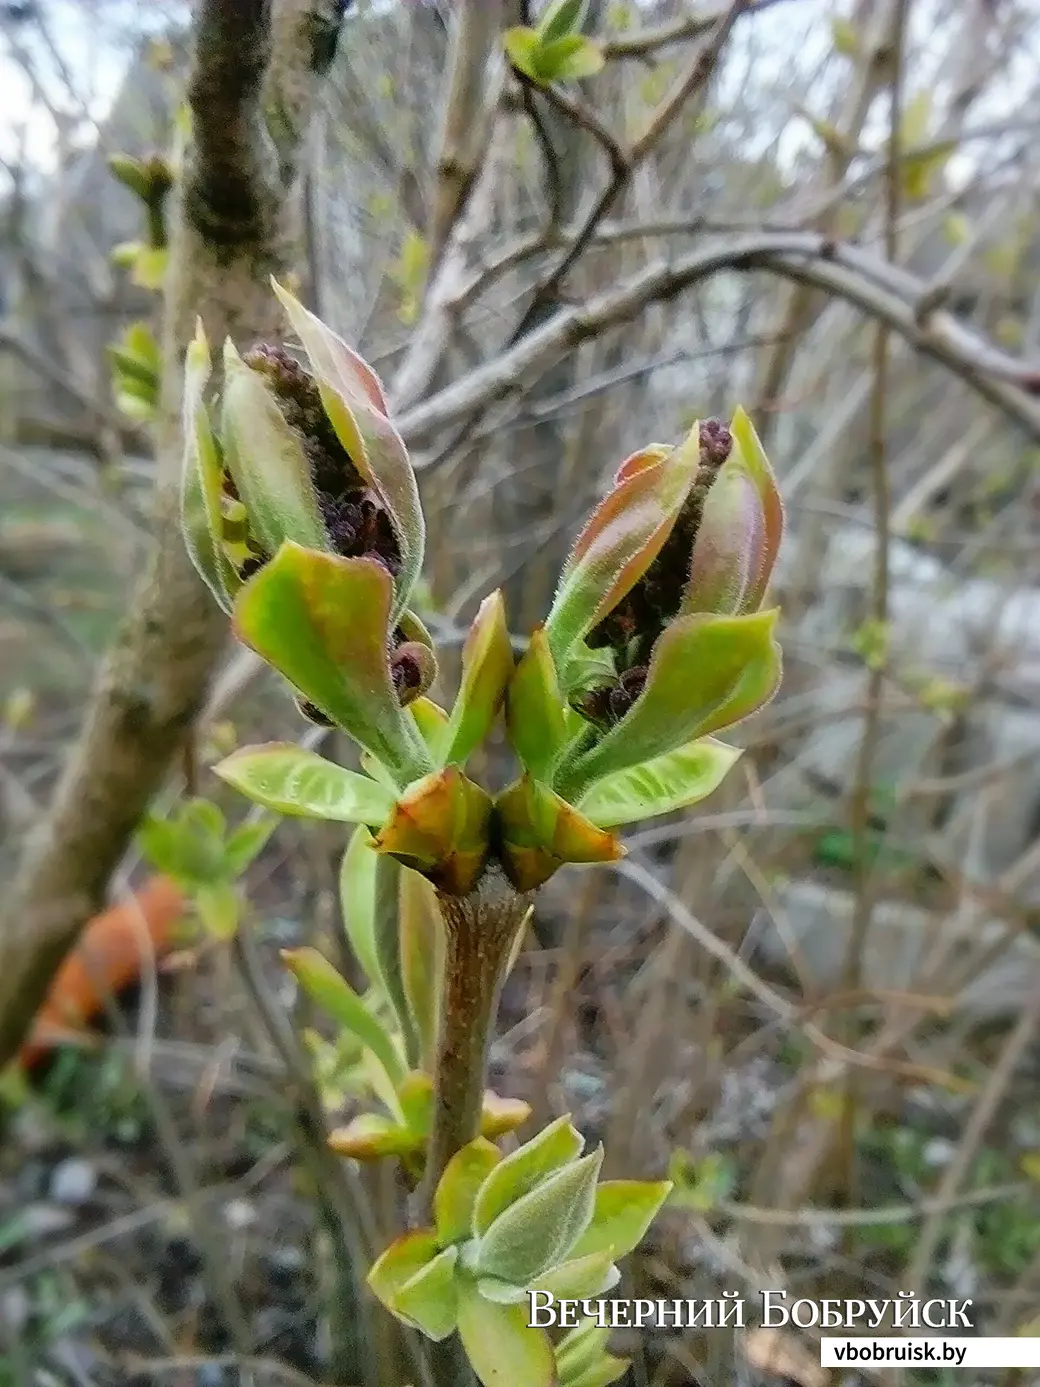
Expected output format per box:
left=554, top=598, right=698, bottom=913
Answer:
left=0, top=0, right=349, bottom=1068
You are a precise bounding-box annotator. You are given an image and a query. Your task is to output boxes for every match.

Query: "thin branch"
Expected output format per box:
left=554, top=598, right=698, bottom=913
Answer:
left=509, top=0, right=744, bottom=338
left=428, top=0, right=505, bottom=270
left=836, top=0, right=908, bottom=1219
left=397, top=233, right=1040, bottom=453
left=843, top=0, right=908, bottom=993
left=716, top=1181, right=1029, bottom=1229
left=602, top=0, right=786, bottom=57
left=508, top=78, right=630, bottom=337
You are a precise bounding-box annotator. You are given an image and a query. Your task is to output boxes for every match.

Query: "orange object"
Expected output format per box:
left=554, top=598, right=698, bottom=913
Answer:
left=19, top=875, right=186, bottom=1069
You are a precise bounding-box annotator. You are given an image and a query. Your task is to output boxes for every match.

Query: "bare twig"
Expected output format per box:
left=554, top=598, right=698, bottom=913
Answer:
left=397, top=233, right=1040, bottom=452
left=510, top=0, right=744, bottom=339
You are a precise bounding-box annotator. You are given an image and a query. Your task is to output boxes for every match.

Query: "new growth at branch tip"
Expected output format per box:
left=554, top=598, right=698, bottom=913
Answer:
left=180, top=279, right=784, bottom=896
left=176, top=278, right=786, bottom=1387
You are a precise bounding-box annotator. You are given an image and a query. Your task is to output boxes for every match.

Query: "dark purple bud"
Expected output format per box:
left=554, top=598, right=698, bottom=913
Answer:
left=572, top=683, right=616, bottom=730
left=575, top=664, right=649, bottom=730
left=699, top=418, right=733, bottom=468
left=586, top=419, right=732, bottom=653
left=391, top=652, right=423, bottom=698
left=241, top=341, right=405, bottom=575
left=294, top=695, right=336, bottom=728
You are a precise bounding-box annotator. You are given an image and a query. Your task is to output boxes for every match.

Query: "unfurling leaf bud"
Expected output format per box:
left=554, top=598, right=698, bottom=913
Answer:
left=503, top=407, right=785, bottom=866
left=181, top=284, right=437, bottom=790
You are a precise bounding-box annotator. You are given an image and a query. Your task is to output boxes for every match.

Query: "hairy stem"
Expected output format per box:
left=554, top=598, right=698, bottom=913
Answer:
left=419, top=864, right=530, bottom=1219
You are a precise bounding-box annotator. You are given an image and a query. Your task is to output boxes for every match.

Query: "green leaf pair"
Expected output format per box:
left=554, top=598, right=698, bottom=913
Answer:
left=555, top=609, right=780, bottom=804
left=217, top=565, right=514, bottom=817
left=108, top=321, right=161, bottom=424
left=529, top=410, right=784, bottom=819
left=367, top=1114, right=672, bottom=1386
left=135, top=797, right=274, bottom=941
left=282, top=946, right=406, bottom=1103
left=498, top=620, right=756, bottom=888
left=504, top=0, right=605, bottom=87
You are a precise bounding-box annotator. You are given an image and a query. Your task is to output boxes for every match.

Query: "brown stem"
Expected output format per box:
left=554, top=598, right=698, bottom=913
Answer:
left=419, top=863, right=531, bottom=1220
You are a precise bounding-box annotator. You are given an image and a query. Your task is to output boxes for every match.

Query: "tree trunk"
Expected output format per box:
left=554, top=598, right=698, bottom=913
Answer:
left=0, top=0, right=350, bottom=1068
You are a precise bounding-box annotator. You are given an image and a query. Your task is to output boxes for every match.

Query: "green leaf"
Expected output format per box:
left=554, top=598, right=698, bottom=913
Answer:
left=472, top=1276, right=531, bottom=1305
left=327, top=1113, right=414, bottom=1159
left=223, top=817, right=277, bottom=876
left=575, top=738, right=742, bottom=828
left=537, top=33, right=604, bottom=80
left=124, top=321, right=161, bottom=369
left=136, top=818, right=197, bottom=883
left=560, top=610, right=781, bottom=798
left=109, top=346, right=159, bottom=389
left=568, top=1179, right=673, bottom=1261
left=898, top=91, right=951, bottom=200
left=281, top=947, right=405, bottom=1087
left=410, top=695, right=451, bottom=753
left=556, top=1319, right=612, bottom=1380
left=900, top=88, right=932, bottom=149
left=476, top=1148, right=603, bottom=1283
left=373, top=852, right=420, bottom=1067
left=215, top=742, right=395, bottom=826
left=473, top=1114, right=584, bottom=1235
left=393, top=1245, right=460, bottom=1341
left=538, top=0, right=588, bottom=42
left=529, top=1249, right=618, bottom=1300
left=108, top=151, right=151, bottom=199
left=195, top=881, right=241, bottom=939
left=231, top=544, right=433, bottom=787
left=368, top=1229, right=439, bottom=1313
left=271, top=280, right=424, bottom=625
left=456, top=1283, right=556, bottom=1387
left=220, top=340, right=329, bottom=557
left=180, top=324, right=238, bottom=613
left=505, top=627, right=569, bottom=781
left=132, top=246, right=168, bottom=290
left=395, top=1069, right=434, bottom=1139
left=339, top=825, right=383, bottom=990
left=115, top=388, right=158, bottom=423
left=360, top=750, right=400, bottom=792
left=728, top=406, right=784, bottom=614
left=436, top=1138, right=503, bottom=1247
left=441, top=590, right=514, bottom=768
left=503, top=27, right=544, bottom=82
left=545, top=440, right=688, bottom=678
left=182, top=799, right=226, bottom=838
left=136, top=801, right=225, bottom=886
left=668, top=1150, right=735, bottom=1211
left=390, top=229, right=430, bottom=303
left=565, top=1359, right=630, bottom=1387
left=398, top=866, right=444, bottom=1072
left=801, top=109, right=859, bottom=160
